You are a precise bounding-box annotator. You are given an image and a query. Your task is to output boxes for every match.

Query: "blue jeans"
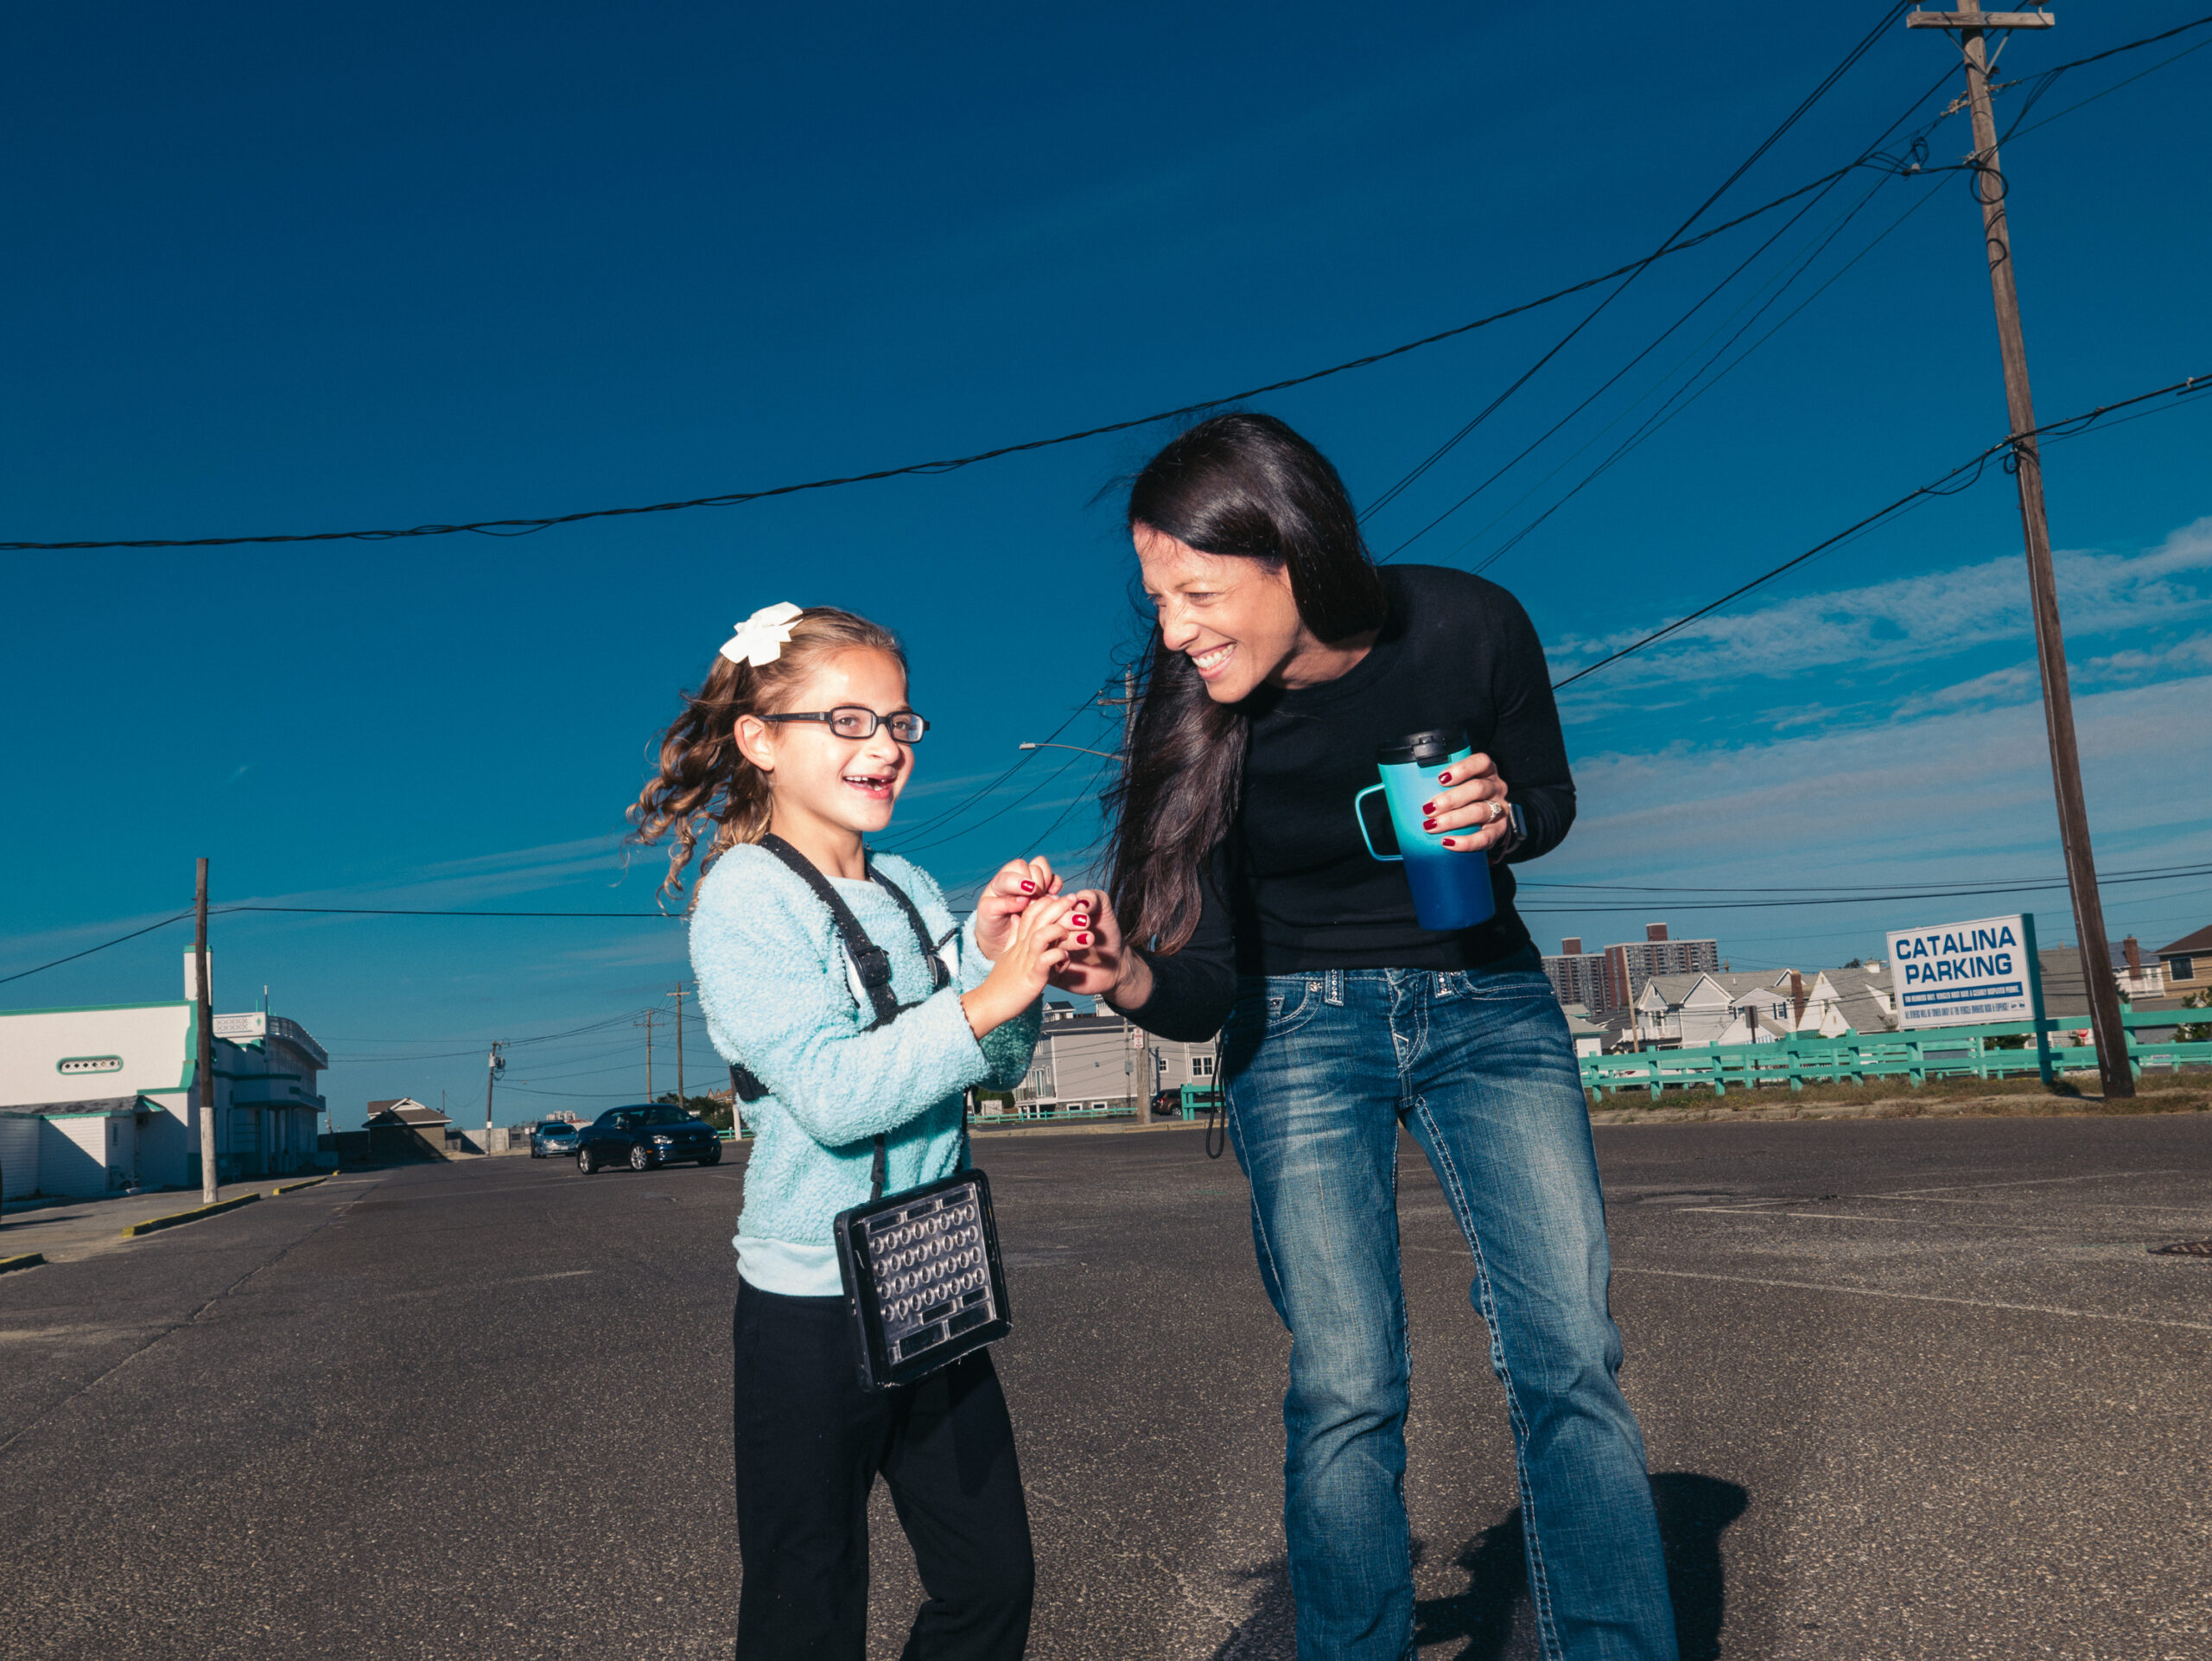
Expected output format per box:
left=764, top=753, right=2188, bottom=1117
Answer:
left=1221, top=951, right=1676, bottom=1661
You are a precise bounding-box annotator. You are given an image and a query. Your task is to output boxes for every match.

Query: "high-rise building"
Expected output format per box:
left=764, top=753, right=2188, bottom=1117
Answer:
left=1541, top=937, right=1612, bottom=1013
left=1603, top=922, right=1721, bottom=1013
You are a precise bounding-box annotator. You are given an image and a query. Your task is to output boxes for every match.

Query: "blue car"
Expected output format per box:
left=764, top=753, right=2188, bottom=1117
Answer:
left=575, top=1104, right=721, bottom=1174
left=530, top=1119, right=582, bottom=1159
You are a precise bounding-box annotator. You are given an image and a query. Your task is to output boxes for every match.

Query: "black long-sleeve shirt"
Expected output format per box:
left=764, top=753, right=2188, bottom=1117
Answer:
left=1121, top=563, right=1573, bottom=1042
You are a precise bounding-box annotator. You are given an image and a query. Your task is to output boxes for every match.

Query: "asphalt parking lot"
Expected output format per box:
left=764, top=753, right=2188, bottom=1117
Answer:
left=2, top=1112, right=2207, bottom=1660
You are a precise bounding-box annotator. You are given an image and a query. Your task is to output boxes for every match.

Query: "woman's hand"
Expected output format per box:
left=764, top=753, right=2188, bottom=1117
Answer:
left=1046, top=889, right=1154, bottom=1014
left=971, top=856, right=1061, bottom=961
left=962, top=894, right=1078, bottom=1037
left=1418, top=752, right=1515, bottom=858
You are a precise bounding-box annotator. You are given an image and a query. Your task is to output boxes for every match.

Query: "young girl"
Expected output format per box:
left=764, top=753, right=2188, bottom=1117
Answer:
left=630, top=601, right=1083, bottom=1661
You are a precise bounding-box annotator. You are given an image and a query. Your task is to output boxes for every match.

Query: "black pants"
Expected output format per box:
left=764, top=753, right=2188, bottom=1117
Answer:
left=733, top=1279, right=1033, bottom=1661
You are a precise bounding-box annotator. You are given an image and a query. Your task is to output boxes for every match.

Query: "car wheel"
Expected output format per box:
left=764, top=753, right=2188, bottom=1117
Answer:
left=629, top=1143, right=653, bottom=1172
left=701, top=1146, right=721, bottom=1166
left=576, top=1146, right=596, bottom=1175
left=531, top=1146, right=542, bottom=1159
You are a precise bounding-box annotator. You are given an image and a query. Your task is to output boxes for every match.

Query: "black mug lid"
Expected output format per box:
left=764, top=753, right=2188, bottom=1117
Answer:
left=1376, top=728, right=1468, bottom=767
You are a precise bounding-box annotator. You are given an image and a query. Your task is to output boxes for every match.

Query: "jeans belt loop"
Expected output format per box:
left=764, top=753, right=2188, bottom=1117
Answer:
left=1324, top=970, right=1344, bottom=1007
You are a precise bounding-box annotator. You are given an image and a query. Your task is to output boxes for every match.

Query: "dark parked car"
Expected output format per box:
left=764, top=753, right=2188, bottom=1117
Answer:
left=530, top=1119, right=582, bottom=1159
left=575, top=1104, right=722, bottom=1174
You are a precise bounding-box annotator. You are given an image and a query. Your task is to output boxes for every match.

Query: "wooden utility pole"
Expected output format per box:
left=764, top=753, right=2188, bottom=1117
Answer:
left=1107, top=668, right=1152, bottom=1128
left=194, top=858, right=219, bottom=1204
left=483, top=1042, right=505, bottom=1152
left=1909, top=3, right=2133, bottom=1098
left=669, top=983, right=685, bottom=1107
left=635, top=1010, right=657, bottom=1103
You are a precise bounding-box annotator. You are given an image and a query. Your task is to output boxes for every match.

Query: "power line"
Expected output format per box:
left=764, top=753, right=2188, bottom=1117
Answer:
left=1521, top=860, right=2212, bottom=896
left=1364, top=3, right=1920, bottom=541
left=1518, top=860, right=2212, bottom=913
left=0, top=19, right=2196, bottom=560
left=1395, top=14, right=2212, bottom=567
left=1465, top=163, right=1952, bottom=573
left=218, top=904, right=676, bottom=919
left=1548, top=372, right=2212, bottom=692
left=0, top=911, right=195, bottom=988
left=0, top=147, right=1953, bottom=550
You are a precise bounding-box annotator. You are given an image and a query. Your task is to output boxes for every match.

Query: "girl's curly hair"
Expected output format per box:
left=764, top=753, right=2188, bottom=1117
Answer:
left=626, top=607, right=906, bottom=905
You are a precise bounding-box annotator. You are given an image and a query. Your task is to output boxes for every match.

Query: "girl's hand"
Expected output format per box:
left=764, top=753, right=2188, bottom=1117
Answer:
left=1418, top=752, right=1513, bottom=856
left=1047, top=889, right=1154, bottom=1014
left=962, top=894, right=1077, bottom=1037
left=972, top=856, right=1061, bottom=961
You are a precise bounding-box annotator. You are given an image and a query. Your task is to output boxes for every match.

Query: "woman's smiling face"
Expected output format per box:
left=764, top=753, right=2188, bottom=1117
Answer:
left=1135, top=524, right=1307, bottom=705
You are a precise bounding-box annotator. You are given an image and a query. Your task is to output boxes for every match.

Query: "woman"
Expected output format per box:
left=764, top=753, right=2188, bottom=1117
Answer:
left=1059, top=413, right=1677, bottom=1661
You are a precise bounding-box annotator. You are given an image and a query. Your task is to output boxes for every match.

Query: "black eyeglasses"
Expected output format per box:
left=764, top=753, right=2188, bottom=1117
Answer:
left=762, top=706, right=931, bottom=743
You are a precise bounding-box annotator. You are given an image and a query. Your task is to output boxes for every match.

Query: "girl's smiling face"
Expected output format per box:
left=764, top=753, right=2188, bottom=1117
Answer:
left=734, top=646, right=916, bottom=841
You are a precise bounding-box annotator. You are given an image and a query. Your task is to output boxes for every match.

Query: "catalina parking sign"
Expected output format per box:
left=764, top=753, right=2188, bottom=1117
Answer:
left=1886, top=913, right=2044, bottom=1029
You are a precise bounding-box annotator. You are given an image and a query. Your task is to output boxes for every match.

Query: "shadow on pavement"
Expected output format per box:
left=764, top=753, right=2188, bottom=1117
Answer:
left=1413, top=1473, right=1749, bottom=1661
left=1213, top=1473, right=1748, bottom=1660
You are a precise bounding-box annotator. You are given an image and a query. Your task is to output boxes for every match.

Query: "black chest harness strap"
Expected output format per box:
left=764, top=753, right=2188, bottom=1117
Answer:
left=726, top=834, right=957, bottom=1200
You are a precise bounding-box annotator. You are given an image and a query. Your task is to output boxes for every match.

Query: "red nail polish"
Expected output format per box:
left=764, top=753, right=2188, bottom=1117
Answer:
left=1422, top=818, right=1436, bottom=831
left=1441, top=837, right=1457, bottom=848
left=1020, top=881, right=1034, bottom=892
left=1077, top=933, right=1091, bottom=945
left=1438, top=772, right=1452, bottom=785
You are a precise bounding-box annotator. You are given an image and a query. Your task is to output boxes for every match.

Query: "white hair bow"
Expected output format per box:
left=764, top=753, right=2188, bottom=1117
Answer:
left=719, top=601, right=804, bottom=668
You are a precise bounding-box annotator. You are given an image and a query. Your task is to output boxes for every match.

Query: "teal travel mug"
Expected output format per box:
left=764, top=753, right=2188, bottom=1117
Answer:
left=1353, top=729, right=1496, bottom=932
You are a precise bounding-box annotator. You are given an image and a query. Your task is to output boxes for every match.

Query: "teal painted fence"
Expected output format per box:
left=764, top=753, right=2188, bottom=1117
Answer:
left=1581, top=1009, right=2212, bottom=1099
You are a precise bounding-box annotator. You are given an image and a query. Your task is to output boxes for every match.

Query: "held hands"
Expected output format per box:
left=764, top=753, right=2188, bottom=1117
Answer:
left=972, top=856, right=1062, bottom=961
left=1046, top=888, right=1154, bottom=1014
left=1417, top=752, right=1515, bottom=860
left=962, top=893, right=1081, bottom=1038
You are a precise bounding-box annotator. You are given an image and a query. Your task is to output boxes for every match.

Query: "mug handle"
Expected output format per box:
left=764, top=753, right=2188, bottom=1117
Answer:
left=1354, top=785, right=1401, bottom=862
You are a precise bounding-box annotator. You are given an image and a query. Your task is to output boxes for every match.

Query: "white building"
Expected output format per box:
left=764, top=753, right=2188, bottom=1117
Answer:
left=1626, top=965, right=1897, bottom=1049
left=1007, top=1001, right=1220, bottom=1117
left=0, top=1000, right=327, bottom=1200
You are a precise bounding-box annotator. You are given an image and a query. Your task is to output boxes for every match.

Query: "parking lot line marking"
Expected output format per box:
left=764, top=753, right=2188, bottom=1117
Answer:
left=1869, top=1168, right=2186, bottom=1198
left=1615, top=1267, right=2212, bottom=1332
left=1673, top=1209, right=1917, bottom=1222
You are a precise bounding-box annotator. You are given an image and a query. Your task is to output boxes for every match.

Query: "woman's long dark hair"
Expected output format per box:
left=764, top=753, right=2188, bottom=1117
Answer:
left=1106, top=411, right=1387, bottom=952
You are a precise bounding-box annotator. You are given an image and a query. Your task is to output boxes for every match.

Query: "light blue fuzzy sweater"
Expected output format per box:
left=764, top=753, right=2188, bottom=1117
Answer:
left=689, top=843, right=1041, bottom=1296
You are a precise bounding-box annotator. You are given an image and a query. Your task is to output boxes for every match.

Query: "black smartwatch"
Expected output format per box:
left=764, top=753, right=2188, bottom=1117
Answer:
left=1491, top=800, right=1528, bottom=861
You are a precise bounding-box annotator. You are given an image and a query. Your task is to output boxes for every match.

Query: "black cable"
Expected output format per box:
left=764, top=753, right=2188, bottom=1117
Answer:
left=0, top=910, right=196, bottom=986
left=881, top=743, right=1098, bottom=856
left=219, top=904, right=675, bottom=919
left=1549, top=372, right=2211, bottom=691
left=1470, top=165, right=1949, bottom=572
left=3, top=14, right=2196, bottom=559
left=874, top=679, right=1116, bottom=845
left=1363, top=3, right=1916, bottom=543
left=1520, top=861, right=2212, bottom=896
left=1465, top=22, right=2212, bottom=574
left=0, top=178, right=1908, bottom=552
left=1520, top=862, right=2212, bottom=913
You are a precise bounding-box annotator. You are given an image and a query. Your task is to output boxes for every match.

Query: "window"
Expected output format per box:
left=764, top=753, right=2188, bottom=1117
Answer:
left=2171, top=956, right=2196, bottom=983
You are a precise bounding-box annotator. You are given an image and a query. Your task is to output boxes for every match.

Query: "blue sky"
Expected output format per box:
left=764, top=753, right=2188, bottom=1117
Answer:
left=3, top=3, right=2207, bottom=1121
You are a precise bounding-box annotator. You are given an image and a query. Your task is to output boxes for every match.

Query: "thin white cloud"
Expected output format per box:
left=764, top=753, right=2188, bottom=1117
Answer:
left=1548, top=514, right=2212, bottom=697
left=1893, top=662, right=2037, bottom=718
left=2084, top=632, right=2212, bottom=683
left=1554, top=671, right=2212, bottom=894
